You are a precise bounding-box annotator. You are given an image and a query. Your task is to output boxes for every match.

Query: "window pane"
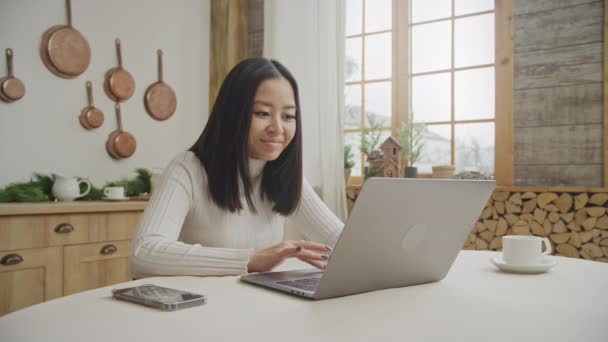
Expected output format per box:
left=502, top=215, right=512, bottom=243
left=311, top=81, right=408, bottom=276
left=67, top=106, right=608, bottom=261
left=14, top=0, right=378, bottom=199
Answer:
left=411, top=0, right=451, bottom=23
left=455, top=122, right=494, bottom=175
left=345, top=85, right=362, bottom=129
left=364, top=82, right=391, bottom=129
left=455, top=67, right=494, bottom=120
left=345, top=132, right=362, bottom=176
left=346, top=0, right=362, bottom=36
left=454, top=14, right=494, bottom=68
left=411, top=21, right=451, bottom=73
left=345, top=38, right=362, bottom=82
left=455, top=0, right=494, bottom=16
left=364, top=33, right=391, bottom=80
left=365, top=0, right=391, bottom=32
left=417, top=124, right=451, bottom=174
left=412, top=73, right=451, bottom=123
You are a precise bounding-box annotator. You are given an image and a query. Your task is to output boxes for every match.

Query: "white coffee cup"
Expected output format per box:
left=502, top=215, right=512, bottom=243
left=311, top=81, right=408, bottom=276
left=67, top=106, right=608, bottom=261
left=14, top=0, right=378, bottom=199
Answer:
left=502, top=235, right=552, bottom=265
left=104, top=186, right=125, bottom=199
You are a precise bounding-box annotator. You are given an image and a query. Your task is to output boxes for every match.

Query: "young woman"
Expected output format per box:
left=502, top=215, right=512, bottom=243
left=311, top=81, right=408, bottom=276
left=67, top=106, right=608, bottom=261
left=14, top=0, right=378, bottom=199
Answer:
left=129, top=58, right=344, bottom=278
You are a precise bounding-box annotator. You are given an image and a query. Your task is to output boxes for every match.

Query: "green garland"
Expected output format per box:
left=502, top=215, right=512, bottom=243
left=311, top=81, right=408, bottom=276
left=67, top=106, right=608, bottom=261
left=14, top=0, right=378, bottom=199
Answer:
left=0, top=169, right=151, bottom=203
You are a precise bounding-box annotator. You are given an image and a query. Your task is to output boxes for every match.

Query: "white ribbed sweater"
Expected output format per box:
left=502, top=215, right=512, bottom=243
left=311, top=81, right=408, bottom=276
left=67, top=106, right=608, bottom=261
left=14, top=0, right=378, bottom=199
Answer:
left=129, top=151, right=344, bottom=278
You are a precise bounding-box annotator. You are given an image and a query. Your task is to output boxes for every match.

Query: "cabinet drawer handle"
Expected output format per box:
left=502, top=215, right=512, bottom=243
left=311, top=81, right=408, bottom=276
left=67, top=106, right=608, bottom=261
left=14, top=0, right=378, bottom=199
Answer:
left=100, top=244, right=117, bottom=255
left=1, top=253, right=24, bottom=266
left=54, top=223, right=74, bottom=234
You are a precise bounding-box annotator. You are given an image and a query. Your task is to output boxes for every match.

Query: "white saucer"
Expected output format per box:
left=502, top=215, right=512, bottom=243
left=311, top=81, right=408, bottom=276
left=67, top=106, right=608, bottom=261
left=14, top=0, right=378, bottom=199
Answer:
left=101, top=196, right=130, bottom=201
left=490, top=256, right=557, bottom=274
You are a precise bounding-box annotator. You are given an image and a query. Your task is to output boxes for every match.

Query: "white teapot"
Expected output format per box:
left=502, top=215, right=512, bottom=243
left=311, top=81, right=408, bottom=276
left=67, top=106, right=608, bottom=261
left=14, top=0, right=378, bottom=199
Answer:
left=51, top=176, right=91, bottom=201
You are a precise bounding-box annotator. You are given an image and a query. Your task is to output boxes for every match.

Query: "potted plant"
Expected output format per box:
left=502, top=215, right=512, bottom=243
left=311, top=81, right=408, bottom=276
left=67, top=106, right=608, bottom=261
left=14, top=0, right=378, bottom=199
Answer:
left=360, top=113, right=384, bottom=179
left=344, top=144, right=355, bottom=185
left=398, top=116, right=425, bottom=178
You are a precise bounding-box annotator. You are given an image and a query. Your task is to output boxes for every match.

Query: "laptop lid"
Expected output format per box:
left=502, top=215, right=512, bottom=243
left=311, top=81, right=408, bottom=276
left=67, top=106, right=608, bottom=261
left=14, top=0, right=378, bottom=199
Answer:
left=312, top=178, right=495, bottom=299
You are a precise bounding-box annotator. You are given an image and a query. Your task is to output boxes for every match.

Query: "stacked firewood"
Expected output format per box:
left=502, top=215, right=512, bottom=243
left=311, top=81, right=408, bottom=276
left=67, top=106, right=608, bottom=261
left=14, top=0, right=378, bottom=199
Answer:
left=464, top=191, right=608, bottom=263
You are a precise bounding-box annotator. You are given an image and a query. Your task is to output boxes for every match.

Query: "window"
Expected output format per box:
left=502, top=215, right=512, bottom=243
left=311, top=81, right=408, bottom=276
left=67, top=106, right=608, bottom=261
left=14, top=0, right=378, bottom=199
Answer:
left=344, top=0, right=393, bottom=180
left=344, top=0, right=497, bottom=182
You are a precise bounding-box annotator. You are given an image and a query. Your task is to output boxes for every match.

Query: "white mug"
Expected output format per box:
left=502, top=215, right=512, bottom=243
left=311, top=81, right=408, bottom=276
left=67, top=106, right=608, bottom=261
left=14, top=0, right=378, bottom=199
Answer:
left=104, top=186, right=125, bottom=199
left=502, top=235, right=552, bottom=265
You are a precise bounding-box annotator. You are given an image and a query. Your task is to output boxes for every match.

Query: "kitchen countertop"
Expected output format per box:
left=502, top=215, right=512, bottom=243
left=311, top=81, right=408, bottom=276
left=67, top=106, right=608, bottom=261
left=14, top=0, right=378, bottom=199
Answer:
left=0, top=200, right=148, bottom=216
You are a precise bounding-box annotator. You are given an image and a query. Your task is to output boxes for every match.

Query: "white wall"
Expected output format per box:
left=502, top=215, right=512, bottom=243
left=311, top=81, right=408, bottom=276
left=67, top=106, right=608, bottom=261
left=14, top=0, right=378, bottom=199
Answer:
left=0, top=0, right=209, bottom=186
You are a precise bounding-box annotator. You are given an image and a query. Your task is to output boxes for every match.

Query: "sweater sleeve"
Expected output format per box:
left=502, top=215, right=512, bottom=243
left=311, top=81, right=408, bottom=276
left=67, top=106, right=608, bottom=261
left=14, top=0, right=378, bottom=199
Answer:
left=287, top=179, right=345, bottom=248
left=129, top=154, right=252, bottom=279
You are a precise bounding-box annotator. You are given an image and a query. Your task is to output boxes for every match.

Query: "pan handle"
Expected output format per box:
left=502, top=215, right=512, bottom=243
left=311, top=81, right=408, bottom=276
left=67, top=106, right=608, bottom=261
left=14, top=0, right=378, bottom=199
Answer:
left=115, top=38, right=123, bottom=68
left=86, top=81, right=93, bottom=106
left=66, top=0, right=73, bottom=27
left=157, top=49, right=163, bottom=82
left=115, top=103, right=123, bottom=131
left=5, top=48, right=13, bottom=76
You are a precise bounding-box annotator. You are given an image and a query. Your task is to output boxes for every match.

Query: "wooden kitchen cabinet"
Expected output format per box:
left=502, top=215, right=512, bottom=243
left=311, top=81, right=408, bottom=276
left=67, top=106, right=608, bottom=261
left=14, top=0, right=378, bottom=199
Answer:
left=0, top=246, right=62, bottom=315
left=0, top=201, right=147, bottom=316
left=63, top=239, right=131, bottom=295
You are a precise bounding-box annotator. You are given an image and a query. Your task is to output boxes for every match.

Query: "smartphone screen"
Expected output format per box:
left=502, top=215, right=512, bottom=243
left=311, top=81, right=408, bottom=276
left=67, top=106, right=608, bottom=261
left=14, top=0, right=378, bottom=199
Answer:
left=127, top=285, right=203, bottom=302
left=113, top=285, right=205, bottom=310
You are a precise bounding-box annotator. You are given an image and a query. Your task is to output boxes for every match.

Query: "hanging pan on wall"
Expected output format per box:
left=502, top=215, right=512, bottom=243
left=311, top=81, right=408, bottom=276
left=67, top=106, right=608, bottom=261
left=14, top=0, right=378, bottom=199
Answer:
left=79, top=81, right=104, bottom=129
left=106, top=103, right=136, bottom=160
left=144, top=49, right=177, bottom=121
left=0, top=48, right=25, bottom=103
left=104, top=38, right=135, bottom=102
left=40, top=0, right=91, bottom=78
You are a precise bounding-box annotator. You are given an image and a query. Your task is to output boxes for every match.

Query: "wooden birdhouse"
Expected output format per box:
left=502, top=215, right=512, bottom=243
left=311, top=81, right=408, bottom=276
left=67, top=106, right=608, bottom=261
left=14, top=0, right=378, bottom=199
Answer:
left=366, top=150, right=383, bottom=169
left=380, top=136, right=404, bottom=178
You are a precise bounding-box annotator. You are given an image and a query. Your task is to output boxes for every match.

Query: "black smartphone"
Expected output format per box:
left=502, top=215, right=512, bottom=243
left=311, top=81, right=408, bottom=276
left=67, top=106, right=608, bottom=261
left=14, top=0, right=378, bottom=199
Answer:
left=112, top=284, right=206, bottom=311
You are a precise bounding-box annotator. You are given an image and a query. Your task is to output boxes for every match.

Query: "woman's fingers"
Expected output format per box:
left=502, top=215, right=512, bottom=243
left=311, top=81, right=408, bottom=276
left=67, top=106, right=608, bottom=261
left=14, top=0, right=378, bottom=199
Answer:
left=298, top=257, right=326, bottom=270
left=250, top=241, right=331, bottom=273
left=276, top=241, right=331, bottom=272
left=279, top=245, right=302, bottom=258
left=290, top=240, right=331, bottom=252
left=295, top=248, right=328, bottom=261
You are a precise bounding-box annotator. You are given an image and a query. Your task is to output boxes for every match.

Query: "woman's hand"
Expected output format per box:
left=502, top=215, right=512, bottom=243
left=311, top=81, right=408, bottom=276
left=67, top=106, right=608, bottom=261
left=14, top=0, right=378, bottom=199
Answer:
left=247, top=240, right=331, bottom=273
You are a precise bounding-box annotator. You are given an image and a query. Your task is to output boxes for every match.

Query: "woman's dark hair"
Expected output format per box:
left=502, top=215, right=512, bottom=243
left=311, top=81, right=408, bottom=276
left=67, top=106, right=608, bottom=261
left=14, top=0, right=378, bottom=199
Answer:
left=190, top=58, right=303, bottom=216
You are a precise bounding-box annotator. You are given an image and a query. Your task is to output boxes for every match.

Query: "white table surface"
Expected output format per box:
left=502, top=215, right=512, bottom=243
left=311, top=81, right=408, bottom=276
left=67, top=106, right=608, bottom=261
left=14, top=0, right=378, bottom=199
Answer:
left=1, top=251, right=607, bottom=342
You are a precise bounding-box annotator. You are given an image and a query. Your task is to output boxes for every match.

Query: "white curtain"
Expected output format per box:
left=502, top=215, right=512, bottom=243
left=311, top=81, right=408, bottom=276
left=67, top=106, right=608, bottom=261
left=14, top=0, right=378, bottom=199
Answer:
left=264, top=0, right=348, bottom=221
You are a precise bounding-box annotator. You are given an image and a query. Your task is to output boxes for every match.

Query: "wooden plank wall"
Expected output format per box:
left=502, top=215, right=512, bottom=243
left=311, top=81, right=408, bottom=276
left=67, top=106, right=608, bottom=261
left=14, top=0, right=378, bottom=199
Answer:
left=513, top=0, right=604, bottom=186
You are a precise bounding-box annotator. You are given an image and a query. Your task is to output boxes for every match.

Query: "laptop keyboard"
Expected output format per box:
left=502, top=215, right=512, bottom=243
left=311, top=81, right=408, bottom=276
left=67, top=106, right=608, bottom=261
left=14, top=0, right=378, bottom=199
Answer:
left=277, top=277, right=320, bottom=292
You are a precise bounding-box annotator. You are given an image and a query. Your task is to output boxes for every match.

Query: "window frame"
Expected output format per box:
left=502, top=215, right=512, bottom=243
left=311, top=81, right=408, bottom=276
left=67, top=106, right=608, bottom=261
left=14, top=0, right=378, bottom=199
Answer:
left=344, top=0, right=394, bottom=185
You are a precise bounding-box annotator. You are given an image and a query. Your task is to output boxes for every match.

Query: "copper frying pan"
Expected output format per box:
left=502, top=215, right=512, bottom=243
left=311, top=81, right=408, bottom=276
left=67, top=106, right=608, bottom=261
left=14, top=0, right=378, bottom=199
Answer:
left=106, top=119, right=121, bottom=159
left=0, top=49, right=26, bottom=102
left=0, top=81, right=12, bottom=102
left=104, top=39, right=135, bottom=102
left=0, top=74, right=13, bottom=103
left=106, top=104, right=136, bottom=159
left=144, top=49, right=177, bottom=121
left=40, top=25, right=67, bottom=78
left=40, top=0, right=91, bottom=78
left=79, top=81, right=104, bottom=129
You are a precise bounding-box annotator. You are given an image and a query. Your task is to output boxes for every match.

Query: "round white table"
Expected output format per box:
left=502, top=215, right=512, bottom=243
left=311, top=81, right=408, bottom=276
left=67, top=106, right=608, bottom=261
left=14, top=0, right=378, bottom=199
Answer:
left=1, top=251, right=607, bottom=342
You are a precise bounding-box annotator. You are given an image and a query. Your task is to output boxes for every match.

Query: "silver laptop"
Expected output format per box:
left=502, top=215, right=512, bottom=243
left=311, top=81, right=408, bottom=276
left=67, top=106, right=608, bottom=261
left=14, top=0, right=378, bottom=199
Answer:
left=240, top=178, right=495, bottom=300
